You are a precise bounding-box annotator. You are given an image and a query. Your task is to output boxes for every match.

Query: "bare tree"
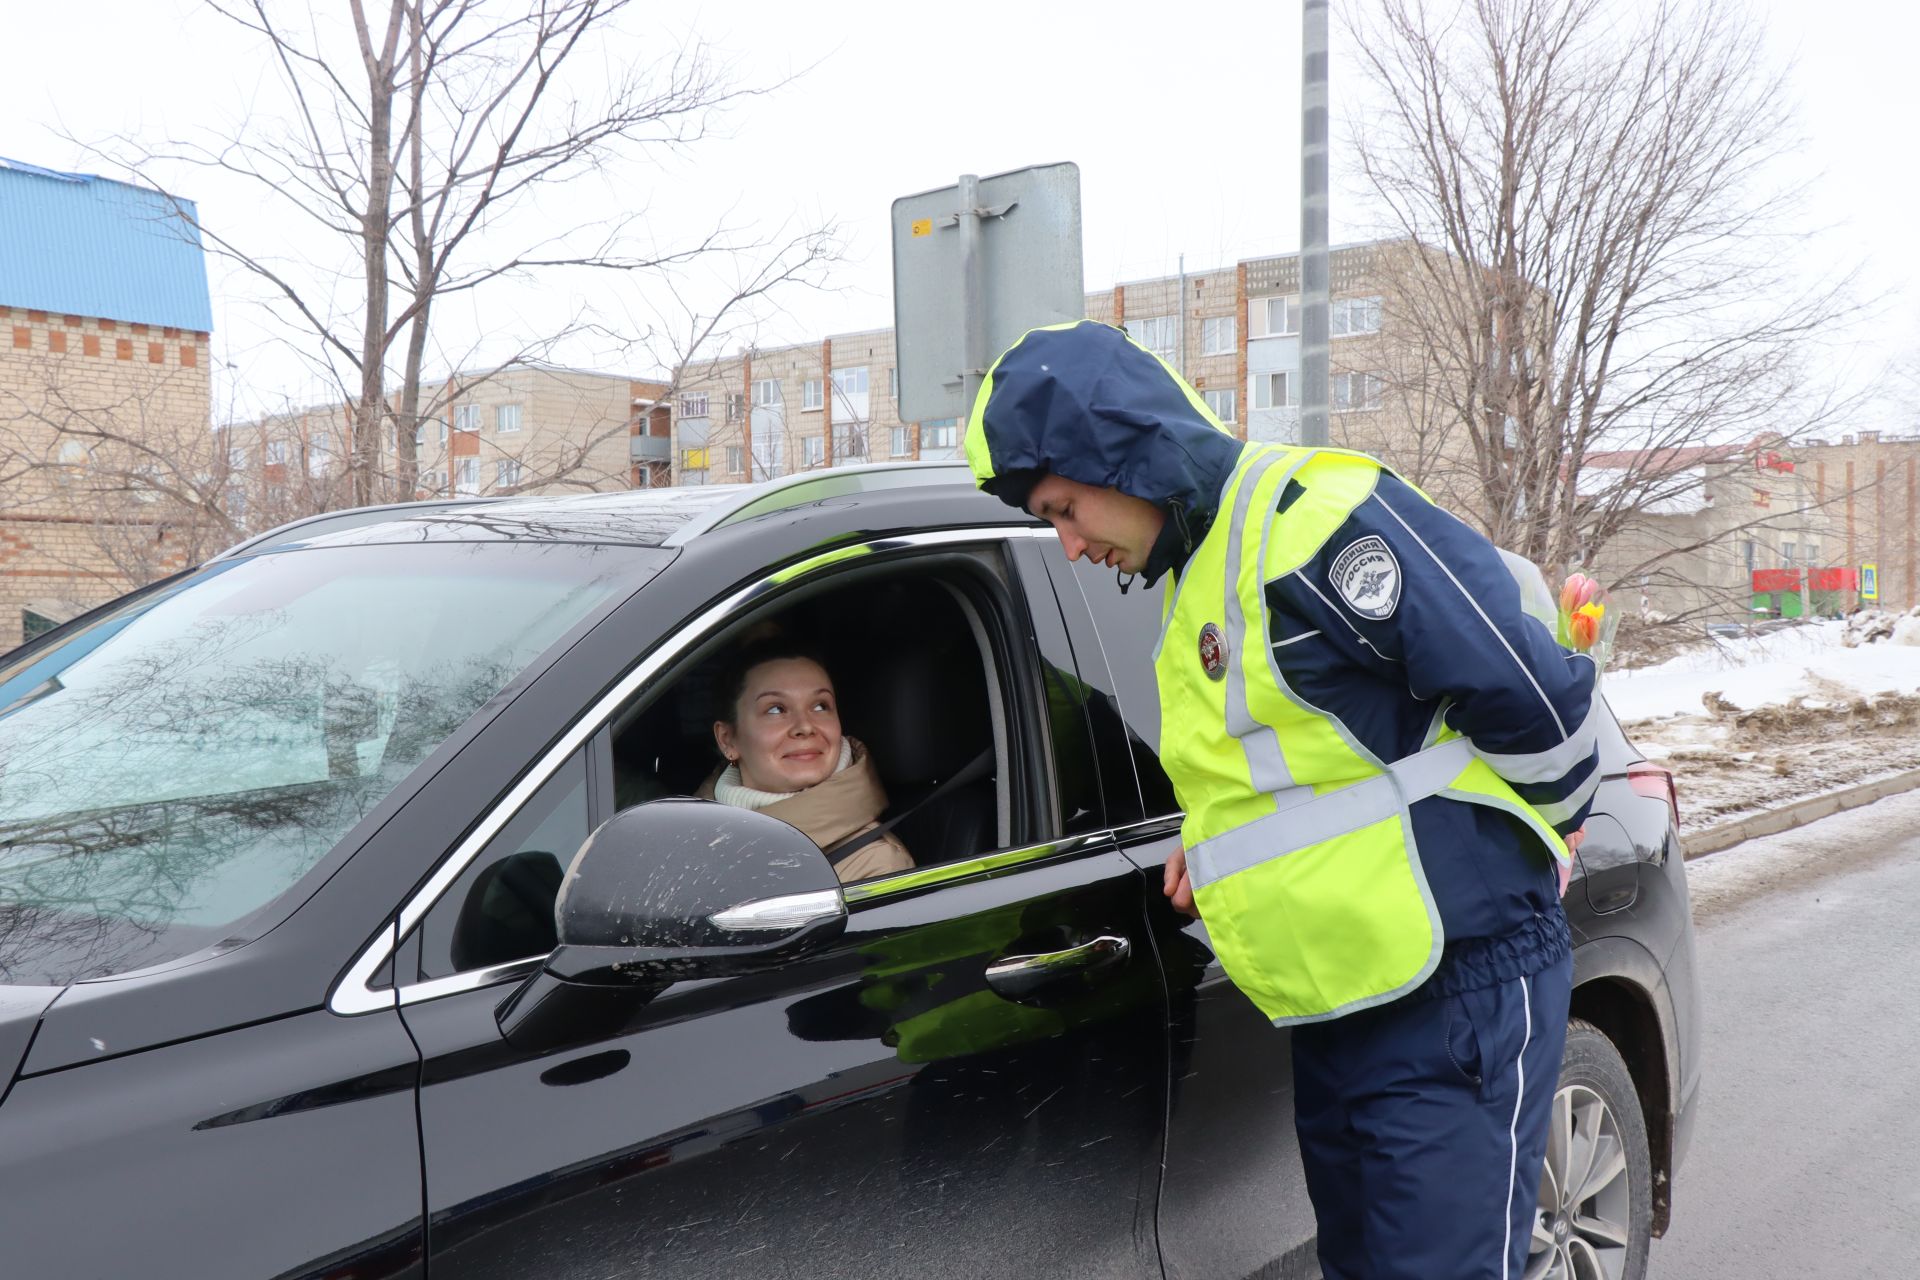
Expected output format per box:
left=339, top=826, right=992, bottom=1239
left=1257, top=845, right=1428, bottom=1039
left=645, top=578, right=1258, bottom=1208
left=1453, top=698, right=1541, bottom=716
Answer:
left=1342, top=0, right=1867, bottom=580
left=90, top=0, right=833, bottom=505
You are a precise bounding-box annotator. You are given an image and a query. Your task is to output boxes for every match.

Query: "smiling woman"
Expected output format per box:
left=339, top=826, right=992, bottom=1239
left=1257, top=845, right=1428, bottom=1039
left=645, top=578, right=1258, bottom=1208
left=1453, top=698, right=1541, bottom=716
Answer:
left=697, top=638, right=914, bottom=884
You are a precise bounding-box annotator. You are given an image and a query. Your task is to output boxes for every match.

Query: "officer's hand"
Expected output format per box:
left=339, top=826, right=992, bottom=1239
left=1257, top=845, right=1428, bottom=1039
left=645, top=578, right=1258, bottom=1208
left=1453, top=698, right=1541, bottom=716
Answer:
left=1164, top=846, right=1199, bottom=919
left=1559, top=827, right=1585, bottom=898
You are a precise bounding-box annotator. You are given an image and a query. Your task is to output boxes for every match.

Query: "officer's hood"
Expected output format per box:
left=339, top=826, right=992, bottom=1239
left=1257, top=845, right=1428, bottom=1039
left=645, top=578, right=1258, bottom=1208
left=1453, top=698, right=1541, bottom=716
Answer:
left=964, top=320, right=1244, bottom=584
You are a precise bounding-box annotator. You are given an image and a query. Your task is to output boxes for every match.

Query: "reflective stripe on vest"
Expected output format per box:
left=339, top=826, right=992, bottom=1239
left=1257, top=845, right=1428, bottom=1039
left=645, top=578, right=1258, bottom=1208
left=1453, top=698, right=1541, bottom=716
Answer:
left=1185, top=737, right=1475, bottom=890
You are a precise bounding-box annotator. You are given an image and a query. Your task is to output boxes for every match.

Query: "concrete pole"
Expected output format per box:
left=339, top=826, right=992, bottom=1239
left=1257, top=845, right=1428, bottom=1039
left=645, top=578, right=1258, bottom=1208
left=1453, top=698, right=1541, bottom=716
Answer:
left=1300, top=0, right=1331, bottom=446
left=958, top=173, right=989, bottom=420
left=1177, top=253, right=1188, bottom=379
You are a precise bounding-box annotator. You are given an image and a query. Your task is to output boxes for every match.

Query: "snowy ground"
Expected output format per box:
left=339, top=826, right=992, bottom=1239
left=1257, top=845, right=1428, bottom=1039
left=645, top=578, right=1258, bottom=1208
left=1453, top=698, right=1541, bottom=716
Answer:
left=1605, top=620, right=1920, bottom=834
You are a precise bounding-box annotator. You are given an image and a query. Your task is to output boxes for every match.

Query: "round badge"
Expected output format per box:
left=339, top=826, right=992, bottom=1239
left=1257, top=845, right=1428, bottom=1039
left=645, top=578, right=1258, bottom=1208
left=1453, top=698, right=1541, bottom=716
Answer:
left=1198, top=622, right=1228, bottom=681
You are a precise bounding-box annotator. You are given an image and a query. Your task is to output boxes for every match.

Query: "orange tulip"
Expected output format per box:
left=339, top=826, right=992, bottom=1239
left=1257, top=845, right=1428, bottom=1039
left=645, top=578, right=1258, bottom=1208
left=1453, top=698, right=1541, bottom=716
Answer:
left=1570, top=610, right=1597, bottom=650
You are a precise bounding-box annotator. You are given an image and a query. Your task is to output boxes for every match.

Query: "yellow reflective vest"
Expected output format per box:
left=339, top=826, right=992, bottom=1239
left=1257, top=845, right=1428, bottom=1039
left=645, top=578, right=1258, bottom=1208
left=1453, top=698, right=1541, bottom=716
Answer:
left=1156, top=443, right=1570, bottom=1026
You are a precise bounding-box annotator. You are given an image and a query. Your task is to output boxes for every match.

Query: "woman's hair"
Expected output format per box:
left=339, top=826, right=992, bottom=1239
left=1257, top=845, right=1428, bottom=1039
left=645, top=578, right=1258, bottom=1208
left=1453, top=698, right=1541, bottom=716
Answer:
left=711, top=636, right=834, bottom=727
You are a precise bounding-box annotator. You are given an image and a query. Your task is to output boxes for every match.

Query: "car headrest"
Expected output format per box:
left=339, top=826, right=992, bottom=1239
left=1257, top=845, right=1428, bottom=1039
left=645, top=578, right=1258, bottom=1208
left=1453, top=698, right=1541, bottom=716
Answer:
left=841, top=631, right=990, bottom=788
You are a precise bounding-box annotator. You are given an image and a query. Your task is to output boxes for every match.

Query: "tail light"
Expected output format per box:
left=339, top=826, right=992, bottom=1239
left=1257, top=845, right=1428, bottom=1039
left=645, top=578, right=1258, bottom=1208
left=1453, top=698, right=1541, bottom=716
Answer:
left=1626, top=762, right=1678, bottom=826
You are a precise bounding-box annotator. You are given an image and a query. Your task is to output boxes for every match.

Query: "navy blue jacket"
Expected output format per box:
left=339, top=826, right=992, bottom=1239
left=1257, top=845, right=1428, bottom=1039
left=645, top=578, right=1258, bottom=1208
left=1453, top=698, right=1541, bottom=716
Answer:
left=971, top=321, right=1598, bottom=997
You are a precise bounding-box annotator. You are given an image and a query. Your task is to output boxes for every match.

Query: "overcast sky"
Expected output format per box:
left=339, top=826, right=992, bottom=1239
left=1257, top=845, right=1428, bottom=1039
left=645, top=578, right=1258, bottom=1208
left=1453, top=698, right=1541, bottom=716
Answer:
left=2, top=0, right=1913, bottom=427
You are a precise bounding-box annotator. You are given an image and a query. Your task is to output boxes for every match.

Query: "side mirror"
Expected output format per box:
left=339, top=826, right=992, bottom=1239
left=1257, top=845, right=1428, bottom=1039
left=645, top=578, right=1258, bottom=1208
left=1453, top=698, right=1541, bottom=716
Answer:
left=497, top=799, right=845, bottom=1050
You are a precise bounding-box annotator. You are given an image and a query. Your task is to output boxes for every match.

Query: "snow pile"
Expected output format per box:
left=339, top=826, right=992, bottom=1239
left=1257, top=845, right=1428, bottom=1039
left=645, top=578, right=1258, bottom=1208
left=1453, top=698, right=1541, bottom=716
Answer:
left=1603, top=619, right=1920, bottom=723
left=1841, top=607, right=1920, bottom=648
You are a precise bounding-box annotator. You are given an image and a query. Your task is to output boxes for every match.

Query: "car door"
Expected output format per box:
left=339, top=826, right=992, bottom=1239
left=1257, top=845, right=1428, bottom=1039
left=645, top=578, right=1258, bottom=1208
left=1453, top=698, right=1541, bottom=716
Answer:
left=392, top=532, right=1169, bottom=1279
left=1044, top=551, right=1323, bottom=1280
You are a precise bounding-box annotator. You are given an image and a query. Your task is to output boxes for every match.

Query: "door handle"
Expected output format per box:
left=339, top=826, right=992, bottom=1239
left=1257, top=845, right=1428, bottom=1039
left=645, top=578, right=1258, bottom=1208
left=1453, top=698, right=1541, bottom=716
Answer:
left=985, top=935, right=1130, bottom=1001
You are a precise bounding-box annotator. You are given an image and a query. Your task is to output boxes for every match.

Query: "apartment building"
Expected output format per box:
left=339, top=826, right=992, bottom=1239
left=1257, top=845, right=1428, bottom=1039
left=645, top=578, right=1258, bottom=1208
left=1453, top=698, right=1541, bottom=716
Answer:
left=228, top=366, right=669, bottom=511
left=0, top=158, right=213, bottom=649
left=668, top=244, right=1398, bottom=488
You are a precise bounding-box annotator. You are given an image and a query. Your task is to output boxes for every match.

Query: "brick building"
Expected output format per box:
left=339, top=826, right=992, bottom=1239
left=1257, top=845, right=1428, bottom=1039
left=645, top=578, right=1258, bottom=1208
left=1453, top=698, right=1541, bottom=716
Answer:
left=0, top=158, right=212, bottom=648
left=1580, top=439, right=1834, bottom=623
left=1798, top=432, right=1920, bottom=612
left=224, top=366, right=670, bottom=514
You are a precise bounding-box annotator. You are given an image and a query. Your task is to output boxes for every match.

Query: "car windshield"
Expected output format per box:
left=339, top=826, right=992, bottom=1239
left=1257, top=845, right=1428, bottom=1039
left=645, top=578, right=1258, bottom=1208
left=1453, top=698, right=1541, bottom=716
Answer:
left=0, top=542, right=648, bottom=986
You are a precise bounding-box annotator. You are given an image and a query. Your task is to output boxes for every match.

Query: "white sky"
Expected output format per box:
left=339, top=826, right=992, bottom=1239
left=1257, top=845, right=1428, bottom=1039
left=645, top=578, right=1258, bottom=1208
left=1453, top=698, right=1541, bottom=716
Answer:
left=1, top=0, right=1914, bottom=426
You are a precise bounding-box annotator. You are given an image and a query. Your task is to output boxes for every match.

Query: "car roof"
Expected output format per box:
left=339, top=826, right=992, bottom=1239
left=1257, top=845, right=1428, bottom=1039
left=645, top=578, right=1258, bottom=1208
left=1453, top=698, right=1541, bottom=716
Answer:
left=217, top=462, right=985, bottom=556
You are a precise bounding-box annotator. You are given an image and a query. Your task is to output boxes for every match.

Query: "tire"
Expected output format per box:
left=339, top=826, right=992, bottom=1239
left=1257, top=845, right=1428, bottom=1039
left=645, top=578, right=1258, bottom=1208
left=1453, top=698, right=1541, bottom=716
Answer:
left=1525, top=1019, right=1653, bottom=1280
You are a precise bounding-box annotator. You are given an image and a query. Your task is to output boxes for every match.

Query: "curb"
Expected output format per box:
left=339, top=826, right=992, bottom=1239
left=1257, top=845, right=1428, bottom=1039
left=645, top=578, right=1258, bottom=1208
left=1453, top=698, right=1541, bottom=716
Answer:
left=1683, top=766, right=1920, bottom=859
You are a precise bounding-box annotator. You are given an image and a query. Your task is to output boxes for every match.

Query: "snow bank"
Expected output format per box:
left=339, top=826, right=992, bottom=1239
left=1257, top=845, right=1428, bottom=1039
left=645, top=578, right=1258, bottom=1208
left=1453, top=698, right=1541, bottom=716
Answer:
left=1603, top=619, right=1920, bottom=723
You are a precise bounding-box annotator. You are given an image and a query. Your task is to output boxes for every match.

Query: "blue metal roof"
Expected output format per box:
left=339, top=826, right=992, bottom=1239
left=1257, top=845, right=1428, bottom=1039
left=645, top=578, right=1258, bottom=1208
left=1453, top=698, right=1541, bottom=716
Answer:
left=0, top=158, right=213, bottom=333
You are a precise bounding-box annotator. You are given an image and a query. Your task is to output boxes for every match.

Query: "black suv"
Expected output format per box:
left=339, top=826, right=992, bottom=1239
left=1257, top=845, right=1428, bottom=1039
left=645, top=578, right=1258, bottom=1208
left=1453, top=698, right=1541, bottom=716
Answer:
left=0, top=464, right=1700, bottom=1279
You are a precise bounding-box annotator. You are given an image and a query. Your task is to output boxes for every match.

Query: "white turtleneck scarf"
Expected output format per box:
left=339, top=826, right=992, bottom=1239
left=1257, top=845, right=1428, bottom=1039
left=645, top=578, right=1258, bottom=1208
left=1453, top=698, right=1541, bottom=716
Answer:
left=714, top=737, right=855, bottom=811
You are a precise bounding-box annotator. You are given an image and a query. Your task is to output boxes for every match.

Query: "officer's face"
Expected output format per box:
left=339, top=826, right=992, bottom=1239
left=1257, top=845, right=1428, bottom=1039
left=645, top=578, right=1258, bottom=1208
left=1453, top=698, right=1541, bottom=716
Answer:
left=1027, top=474, right=1167, bottom=574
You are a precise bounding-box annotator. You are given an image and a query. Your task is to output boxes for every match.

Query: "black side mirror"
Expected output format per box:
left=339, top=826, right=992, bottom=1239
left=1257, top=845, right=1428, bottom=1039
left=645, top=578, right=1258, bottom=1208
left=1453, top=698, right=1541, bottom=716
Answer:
left=497, top=799, right=845, bottom=1050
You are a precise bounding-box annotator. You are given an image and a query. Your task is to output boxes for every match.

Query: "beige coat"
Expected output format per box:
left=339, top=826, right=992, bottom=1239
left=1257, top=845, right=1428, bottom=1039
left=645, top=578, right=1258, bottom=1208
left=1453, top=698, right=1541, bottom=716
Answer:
left=697, top=738, right=915, bottom=884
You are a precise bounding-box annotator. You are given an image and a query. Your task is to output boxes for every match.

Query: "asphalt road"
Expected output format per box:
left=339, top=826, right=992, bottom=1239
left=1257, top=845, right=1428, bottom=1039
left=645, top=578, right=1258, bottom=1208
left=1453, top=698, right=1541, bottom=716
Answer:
left=1651, top=789, right=1920, bottom=1278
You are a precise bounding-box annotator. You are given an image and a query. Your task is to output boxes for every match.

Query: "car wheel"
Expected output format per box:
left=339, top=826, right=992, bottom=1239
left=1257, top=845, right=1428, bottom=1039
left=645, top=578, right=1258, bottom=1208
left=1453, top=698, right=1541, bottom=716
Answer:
left=1525, top=1018, right=1653, bottom=1280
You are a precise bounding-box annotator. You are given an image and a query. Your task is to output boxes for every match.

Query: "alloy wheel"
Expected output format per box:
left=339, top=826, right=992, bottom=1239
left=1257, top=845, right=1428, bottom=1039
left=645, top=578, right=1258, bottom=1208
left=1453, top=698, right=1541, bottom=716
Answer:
left=1523, top=1083, right=1634, bottom=1280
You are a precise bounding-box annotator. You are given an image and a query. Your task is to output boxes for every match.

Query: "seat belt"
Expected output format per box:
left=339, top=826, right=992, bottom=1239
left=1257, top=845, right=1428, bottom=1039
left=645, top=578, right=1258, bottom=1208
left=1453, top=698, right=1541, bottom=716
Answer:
left=824, top=747, right=995, bottom=869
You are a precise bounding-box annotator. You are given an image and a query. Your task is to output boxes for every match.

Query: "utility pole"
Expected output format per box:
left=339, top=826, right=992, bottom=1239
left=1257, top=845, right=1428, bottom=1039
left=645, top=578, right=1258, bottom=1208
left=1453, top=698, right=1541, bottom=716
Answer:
left=1177, top=253, right=1188, bottom=379
left=1300, top=0, right=1331, bottom=446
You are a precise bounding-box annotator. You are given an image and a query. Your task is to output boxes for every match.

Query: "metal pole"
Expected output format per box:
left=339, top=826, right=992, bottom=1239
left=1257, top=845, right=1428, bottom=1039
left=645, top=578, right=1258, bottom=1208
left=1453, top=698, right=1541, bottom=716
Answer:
left=1177, top=252, right=1188, bottom=379
left=958, top=173, right=990, bottom=420
left=1300, top=0, right=1331, bottom=446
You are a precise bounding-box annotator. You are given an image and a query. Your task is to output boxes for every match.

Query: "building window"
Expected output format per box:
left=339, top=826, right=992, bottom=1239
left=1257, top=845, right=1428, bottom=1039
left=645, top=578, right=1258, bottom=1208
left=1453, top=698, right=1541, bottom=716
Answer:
left=1331, top=296, right=1383, bottom=337
left=227, top=446, right=246, bottom=471
left=726, top=445, right=745, bottom=474
left=1332, top=372, right=1384, bottom=412
left=726, top=393, right=746, bottom=423
left=922, top=419, right=959, bottom=450
left=1204, top=389, right=1238, bottom=422
left=802, top=379, right=823, bottom=411
left=264, top=441, right=288, bottom=465
left=1253, top=372, right=1297, bottom=410
left=494, top=458, right=522, bottom=489
left=1202, top=316, right=1237, bottom=355
left=888, top=367, right=898, bottom=399
left=1132, top=315, right=1177, bottom=358
left=1257, top=296, right=1300, bottom=337
left=891, top=425, right=912, bottom=456
left=496, top=404, right=523, bottom=434
left=455, top=458, right=479, bottom=495
left=680, top=392, right=709, bottom=418
left=754, top=378, right=781, bottom=407
left=454, top=404, right=482, bottom=433
left=23, top=609, right=61, bottom=642
left=1806, top=543, right=1821, bottom=566
left=1782, top=541, right=1797, bottom=566
left=831, top=366, right=869, bottom=397
left=802, top=435, right=825, bottom=467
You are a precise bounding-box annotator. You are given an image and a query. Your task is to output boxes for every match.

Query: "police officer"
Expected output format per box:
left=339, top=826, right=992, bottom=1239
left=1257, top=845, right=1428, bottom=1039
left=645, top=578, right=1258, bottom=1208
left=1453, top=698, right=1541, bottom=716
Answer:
left=963, top=320, right=1598, bottom=1280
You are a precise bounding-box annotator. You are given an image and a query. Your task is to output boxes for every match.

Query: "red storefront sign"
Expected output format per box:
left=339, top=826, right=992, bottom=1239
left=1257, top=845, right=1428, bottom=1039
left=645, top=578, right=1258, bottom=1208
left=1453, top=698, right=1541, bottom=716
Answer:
left=1751, top=568, right=1858, bottom=593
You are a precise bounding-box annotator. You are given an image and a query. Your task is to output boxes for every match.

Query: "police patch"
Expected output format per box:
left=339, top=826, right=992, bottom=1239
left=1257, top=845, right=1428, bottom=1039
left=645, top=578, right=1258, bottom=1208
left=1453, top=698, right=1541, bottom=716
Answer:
left=1330, top=535, right=1402, bottom=620
left=1198, top=622, right=1228, bottom=681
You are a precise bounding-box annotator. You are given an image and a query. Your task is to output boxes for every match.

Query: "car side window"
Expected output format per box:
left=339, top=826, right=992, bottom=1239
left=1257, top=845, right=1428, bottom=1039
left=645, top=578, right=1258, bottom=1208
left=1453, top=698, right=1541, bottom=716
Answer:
left=416, top=747, right=590, bottom=979
left=1064, top=559, right=1181, bottom=821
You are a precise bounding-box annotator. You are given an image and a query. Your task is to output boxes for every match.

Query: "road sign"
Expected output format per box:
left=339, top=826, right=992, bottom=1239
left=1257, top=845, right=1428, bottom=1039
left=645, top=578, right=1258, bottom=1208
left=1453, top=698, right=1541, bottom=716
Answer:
left=891, top=163, right=1085, bottom=425
left=1862, top=563, right=1879, bottom=600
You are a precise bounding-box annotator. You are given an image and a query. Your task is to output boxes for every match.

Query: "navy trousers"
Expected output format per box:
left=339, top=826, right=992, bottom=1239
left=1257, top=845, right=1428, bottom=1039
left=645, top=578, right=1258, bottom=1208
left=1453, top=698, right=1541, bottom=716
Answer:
left=1291, top=955, right=1574, bottom=1280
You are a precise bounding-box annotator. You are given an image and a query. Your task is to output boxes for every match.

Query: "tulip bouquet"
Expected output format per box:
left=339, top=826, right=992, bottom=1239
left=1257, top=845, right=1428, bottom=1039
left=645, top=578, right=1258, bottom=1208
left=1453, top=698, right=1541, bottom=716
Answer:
left=1557, top=572, right=1619, bottom=672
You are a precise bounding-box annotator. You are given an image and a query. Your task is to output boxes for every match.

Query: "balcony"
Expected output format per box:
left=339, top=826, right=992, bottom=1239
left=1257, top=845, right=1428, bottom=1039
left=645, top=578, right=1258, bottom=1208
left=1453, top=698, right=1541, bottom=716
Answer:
left=631, top=434, right=670, bottom=463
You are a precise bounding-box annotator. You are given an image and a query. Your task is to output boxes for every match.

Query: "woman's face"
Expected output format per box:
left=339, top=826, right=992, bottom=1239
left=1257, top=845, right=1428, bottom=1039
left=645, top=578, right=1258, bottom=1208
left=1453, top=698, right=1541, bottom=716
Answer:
left=713, top=657, right=843, bottom=793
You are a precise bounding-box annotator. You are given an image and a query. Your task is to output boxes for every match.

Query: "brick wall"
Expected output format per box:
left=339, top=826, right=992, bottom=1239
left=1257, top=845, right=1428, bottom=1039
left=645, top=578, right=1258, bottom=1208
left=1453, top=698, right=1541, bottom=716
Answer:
left=0, top=305, right=211, bottom=649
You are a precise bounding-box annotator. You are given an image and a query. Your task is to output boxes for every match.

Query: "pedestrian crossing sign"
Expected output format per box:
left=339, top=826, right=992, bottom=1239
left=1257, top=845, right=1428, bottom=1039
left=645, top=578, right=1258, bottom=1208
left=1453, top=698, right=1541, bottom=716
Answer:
left=1862, top=563, right=1879, bottom=600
